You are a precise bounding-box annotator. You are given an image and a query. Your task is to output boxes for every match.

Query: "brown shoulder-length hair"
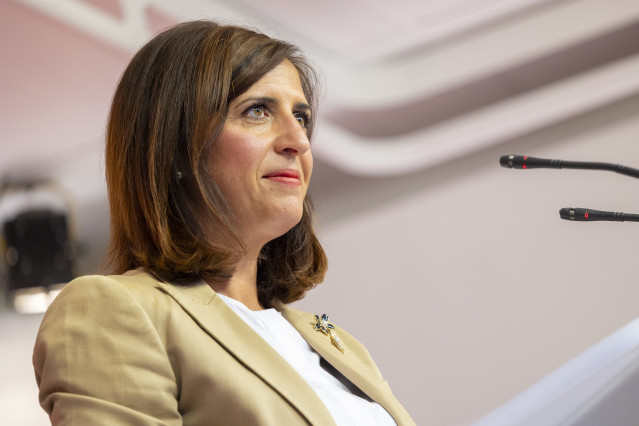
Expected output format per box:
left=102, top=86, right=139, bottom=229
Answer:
left=105, top=21, right=327, bottom=305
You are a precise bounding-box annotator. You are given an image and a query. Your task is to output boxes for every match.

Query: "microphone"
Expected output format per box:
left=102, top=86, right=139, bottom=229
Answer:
left=499, top=155, right=639, bottom=179
left=559, top=208, right=639, bottom=222
left=500, top=154, right=639, bottom=223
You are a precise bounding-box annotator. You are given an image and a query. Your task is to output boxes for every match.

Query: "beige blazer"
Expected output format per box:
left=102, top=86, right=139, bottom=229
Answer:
left=33, top=270, right=415, bottom=425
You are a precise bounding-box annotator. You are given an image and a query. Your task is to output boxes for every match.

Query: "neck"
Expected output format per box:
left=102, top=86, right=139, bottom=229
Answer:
left=208, top=251, right=263, bottom=311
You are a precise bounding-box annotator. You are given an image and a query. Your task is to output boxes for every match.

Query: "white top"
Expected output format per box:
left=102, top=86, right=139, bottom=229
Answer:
left=217, top=294, right=396, bottom=426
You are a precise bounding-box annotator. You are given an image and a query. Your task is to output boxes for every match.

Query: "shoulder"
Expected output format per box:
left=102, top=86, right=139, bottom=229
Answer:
left=49, top=270, right=183, bottom=315
left=33, top=271, right=183, bottom=423
left=36, top=271, right=172, bottom=349
left=57, top=269, right=162, bottom=300
left=33, top=270, right=185, bottom=380
left=43, top=270, right=215, bottom=336
left=35, top=270, right=185, bottom=366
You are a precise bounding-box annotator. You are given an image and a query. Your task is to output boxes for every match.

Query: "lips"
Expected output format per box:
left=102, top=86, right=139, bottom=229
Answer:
left=263, top=169, right=301, bottom=185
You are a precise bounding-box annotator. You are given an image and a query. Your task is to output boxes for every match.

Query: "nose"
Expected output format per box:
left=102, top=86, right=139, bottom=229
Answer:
left=274, top=115, right=311, bottom=156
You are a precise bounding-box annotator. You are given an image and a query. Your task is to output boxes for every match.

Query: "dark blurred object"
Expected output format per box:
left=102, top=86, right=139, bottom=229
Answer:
left=3, top=209, right=74, bottom=291
left=0, top=178, right=76, bottom=313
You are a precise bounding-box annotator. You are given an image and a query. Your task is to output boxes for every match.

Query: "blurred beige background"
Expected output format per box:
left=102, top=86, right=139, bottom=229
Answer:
left=1, top=0, right=639, bottom=425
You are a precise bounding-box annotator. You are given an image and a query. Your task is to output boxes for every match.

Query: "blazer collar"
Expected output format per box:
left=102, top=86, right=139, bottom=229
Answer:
left=151, top=278, right=336, bottom=426
left=273, top=301, right=410, bottom=425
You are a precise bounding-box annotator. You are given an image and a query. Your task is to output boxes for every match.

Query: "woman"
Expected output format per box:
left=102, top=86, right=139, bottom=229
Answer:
left=33, top=21, right=415, bottom=425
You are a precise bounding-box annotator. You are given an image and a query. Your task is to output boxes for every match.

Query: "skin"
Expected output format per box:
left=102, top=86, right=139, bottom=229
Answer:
left=207, top=59, right=313, bottom=310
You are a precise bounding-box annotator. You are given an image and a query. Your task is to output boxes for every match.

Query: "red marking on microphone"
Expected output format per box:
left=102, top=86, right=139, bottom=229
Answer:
left=523, top=156, right=528, bottom=169
left=523, top=165, right=527, bottom=169
left=585, top=211, right=589, bottom=219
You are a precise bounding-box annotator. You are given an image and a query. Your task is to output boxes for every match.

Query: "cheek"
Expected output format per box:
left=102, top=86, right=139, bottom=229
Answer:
left=211, top=130, right=264, bottom=176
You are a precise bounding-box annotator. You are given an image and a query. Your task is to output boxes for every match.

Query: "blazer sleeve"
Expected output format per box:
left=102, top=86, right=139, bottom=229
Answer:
left=33, top=275, right=183, bottom=425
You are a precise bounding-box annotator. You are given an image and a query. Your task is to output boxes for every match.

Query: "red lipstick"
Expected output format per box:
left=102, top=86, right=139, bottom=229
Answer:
left=263, top=169, right=301, bottom=185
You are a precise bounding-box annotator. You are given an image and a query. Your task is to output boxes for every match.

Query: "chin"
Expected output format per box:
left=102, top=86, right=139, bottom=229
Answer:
left=271, top=209, right=304, bottom=237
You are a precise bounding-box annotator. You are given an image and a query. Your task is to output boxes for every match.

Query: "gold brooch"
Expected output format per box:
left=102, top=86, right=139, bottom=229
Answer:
left=314, top=314, right=344, bottom=353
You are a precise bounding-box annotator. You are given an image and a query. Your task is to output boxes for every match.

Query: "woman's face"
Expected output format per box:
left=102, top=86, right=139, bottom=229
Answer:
left=209, top=59, right=313, bottom=251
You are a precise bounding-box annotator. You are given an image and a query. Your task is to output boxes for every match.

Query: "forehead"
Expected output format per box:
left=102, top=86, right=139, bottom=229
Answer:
left=236, top=60, right=307, bottom=103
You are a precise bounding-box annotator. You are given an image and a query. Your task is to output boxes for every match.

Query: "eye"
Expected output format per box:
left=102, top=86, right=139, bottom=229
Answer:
left=244, top=104, right=269, bottom=119
left=294, top=112, right=311, bottom=129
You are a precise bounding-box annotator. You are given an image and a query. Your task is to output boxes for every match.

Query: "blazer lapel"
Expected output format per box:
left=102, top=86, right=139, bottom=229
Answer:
left=153, top=280, right=336, bottom=426
left=275, top=301, right=410, bottom=425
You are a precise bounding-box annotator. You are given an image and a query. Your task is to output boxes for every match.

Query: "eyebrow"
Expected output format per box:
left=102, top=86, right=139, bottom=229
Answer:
left=235, top=96, right=312, bottom=113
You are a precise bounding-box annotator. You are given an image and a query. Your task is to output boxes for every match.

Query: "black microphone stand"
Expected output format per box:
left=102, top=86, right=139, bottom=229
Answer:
left=500, top=155, right=639, bottom=223
left=500, top=155, right=639, bottom=179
